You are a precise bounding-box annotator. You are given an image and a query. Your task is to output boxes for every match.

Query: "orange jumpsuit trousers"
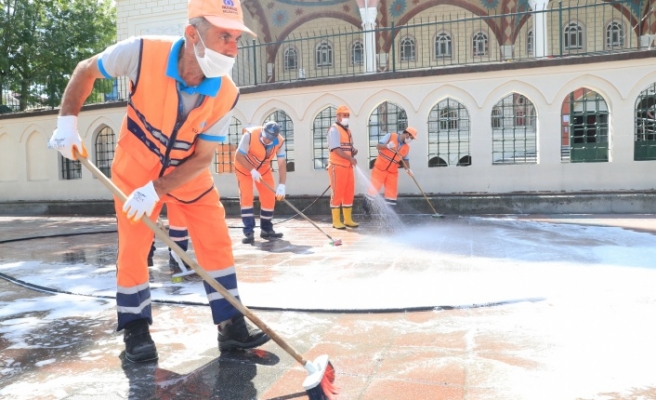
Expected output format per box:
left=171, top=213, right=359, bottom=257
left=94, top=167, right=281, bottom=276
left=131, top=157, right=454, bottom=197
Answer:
left=328, top=163, right=355, bottom=208
left=235, top=168, right=276, bottom=234
left=112, top=150, right=239, bottom=331
left=367, top=167, right=400, bottom=206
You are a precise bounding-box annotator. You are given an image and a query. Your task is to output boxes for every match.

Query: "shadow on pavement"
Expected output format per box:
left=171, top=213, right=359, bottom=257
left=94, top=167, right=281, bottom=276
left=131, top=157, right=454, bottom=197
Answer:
left=120, top=348, right=280, bottom=399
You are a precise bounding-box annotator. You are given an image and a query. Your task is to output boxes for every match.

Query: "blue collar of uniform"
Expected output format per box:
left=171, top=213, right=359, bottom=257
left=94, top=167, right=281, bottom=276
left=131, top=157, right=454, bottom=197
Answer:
left=166, top=38, right=222, bottom=97
left=261, top=136, right=279, bottom=148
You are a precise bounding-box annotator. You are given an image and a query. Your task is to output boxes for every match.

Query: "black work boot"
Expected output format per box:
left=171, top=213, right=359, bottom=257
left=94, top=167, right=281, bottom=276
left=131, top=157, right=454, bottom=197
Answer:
left=218, top=315, right=270, bottom=352
left=260, top=229, right=283, bottom=240
left=123, top=319, right=158, bottom=363
left=242, top=232, right=255, bottom=244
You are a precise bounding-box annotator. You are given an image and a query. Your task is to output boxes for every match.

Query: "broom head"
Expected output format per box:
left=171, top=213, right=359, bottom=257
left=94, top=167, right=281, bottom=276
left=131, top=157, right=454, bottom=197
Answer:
left=303, top=355, right=338, bottom=399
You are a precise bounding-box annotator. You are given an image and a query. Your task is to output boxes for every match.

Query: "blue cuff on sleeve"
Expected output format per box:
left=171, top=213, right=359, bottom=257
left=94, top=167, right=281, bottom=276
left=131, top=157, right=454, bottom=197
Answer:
left=199, top=134, right=227, bottom=143
left=97, top=58, right=113, bottom=80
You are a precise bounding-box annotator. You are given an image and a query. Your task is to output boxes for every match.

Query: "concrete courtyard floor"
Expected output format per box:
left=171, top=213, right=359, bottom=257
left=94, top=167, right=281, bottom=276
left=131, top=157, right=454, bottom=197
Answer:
left=1, top=213, right=656, bottom=399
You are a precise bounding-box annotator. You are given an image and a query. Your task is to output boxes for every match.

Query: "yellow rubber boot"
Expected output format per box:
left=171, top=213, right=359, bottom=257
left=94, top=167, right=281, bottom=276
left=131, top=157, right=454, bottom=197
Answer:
left=331, top=208, right=346, bottom=230
left=343, top=207, right=359, bottom=228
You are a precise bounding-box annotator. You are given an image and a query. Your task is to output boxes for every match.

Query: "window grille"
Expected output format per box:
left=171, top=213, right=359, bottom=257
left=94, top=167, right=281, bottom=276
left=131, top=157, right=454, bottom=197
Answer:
left=316, top=41, right=333, bottom=67
left=428, top=98, right=471, bottom=167
left=95, top=126, right=115, bottom=178
left=60, top=156, right=82, bottom=180
left=564, top=22, right=583, bottom=50
left=284, top=46, right=298, bottom=70
left=492, top=93, right=537, bottom=164
left=473, top=32, right=488, bottom=56
left=263, top=110, right=295, bottom=172
left=435, top=32, right=452, bottom=58
left=606, top=21, right=623, bottom=49
left=368, top=102, right=408, bottom=168
left=561, top=88, right=609, bottom=163
left=313, top=106, right=336, bottom=169
left=635, top=83, right=656, bottom=160
left=400, top=36, right=416, bottom=61
left=351, top=41, right=363, bottom=65
left=527, top=30, right=534, bottom=55
left=214, top=116, right=241, bottom=173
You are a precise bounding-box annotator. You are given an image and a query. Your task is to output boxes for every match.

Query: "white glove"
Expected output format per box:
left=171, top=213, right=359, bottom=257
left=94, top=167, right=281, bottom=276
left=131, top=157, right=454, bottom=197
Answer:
left=407, top=169, right=414, bottom=177
left=386, top=141, right=396, bottom=150
left=48, top=116, right=88, bottom=160
left=122, top=181, right=160, bottom=222
left=250, top=169, right=261, bottom=182
left=276, top=184, right=286, bottom=200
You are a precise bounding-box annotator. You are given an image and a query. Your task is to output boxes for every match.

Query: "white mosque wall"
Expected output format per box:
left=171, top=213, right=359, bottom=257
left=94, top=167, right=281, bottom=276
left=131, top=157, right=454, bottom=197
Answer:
left=1, top=56, right=655, bottom=202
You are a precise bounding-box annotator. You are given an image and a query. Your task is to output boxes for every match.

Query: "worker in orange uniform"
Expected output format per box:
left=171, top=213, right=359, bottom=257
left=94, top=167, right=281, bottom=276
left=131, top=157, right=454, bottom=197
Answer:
left=47, top=0, right=270, bottom=363
left=234, top=121, right=287, bottom=244
left=365, top=127, right=418, bottom=210
left=327, top=105, right=359, bottom=229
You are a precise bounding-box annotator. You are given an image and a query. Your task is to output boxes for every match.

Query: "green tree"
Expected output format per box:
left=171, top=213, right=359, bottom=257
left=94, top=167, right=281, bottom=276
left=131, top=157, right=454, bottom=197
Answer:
left=0, top=0, right=115, bottom=111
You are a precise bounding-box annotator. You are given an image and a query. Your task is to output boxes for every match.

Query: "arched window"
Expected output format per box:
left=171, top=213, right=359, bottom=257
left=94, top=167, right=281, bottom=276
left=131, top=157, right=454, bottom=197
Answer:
left=527, top=30, right=534, bottom=55
left=606, top=21, right=623, bottom=49
left=368, top=102, right=408, bottom=167
left=492, top=93, right=537, bottom=164
left=263, top=110, right=295, bottom=172
left=351, top=40, right=363, bottom=65
left=428, top=98, right=471, bottom=167
left=435, top=32, right=452, bottom=58
left=400, top=36, right=416, bottom=61
left=95, top=125, right=115, bottom=178
left=312, top=106, right=336, bottom=169
left=561, top=88, right=608, bottom=163
left=214, top=117, right=241, bottom=174
left=60, top=156, right=81, bottom=180
left=284, top=46, right=298, bottom=70
left=316, top=41, right=333, bottom=67
left=635, top=83, right=656, bottom=160
left=473, top=32, right=488, bottom=56
left=564, top=22, right=583, bottom=50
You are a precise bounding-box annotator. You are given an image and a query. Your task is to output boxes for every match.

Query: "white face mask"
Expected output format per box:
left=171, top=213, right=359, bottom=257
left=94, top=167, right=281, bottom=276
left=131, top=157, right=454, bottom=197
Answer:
left=194, top=30, right=235, bottom=78
left=340, top=118, right=349, bottom=127
left=405, top=137, right=413, bottom=144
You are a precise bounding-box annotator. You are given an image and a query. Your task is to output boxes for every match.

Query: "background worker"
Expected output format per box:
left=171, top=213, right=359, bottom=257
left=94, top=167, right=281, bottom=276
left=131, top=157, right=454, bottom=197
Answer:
left=327, top=105, right=359, bottom=229
left=365, top=127, right=418, bottom=209
left=234, top=121, right=287, bottom=244
left=48, top=0, right=269, bottom=363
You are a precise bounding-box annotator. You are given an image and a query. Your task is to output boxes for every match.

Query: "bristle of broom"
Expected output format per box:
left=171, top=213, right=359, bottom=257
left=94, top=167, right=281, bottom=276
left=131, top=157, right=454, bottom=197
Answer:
left=306, top=362, right=338, bottom=400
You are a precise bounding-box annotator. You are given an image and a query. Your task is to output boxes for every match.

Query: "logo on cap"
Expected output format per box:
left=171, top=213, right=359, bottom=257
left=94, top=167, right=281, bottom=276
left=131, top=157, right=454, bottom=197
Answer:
left=223, top=0, right=238, bottom=15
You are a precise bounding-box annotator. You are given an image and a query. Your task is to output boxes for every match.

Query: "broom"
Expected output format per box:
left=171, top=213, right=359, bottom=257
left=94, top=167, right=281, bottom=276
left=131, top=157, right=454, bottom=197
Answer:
left=397, top=154, right=443, bottom=218
left=74, top=150, right=338, bottom=399
left=259, top=180, right=342, bottom=246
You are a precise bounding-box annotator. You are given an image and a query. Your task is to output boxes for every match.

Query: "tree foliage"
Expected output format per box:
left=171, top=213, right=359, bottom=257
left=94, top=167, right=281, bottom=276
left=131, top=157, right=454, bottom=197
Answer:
left=0, top=0, right=115, bottom=110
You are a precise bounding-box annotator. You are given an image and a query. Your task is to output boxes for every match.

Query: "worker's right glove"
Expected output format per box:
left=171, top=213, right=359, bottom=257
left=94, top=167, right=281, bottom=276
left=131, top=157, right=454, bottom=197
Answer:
left=48, top=116, right=88, bottom=160
left=123, top=181, right=160, bottom=223
left=251, top=168, right=262, bottom=182
left=386, top=141, right=396, bottom=150
left=250, top=169, right=262, bottom=182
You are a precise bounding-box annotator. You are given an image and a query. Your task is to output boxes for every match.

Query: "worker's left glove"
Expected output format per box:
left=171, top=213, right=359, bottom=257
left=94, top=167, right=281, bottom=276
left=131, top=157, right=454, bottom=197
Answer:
left=406, top=169, right=414, bottom=177
left=123, top=181, right=159, bottom=222
left=276, top=184, right=286, bottom=200
left=386, top=141, right=396, bottom=150
left=48, top=116, right=88, bottom=160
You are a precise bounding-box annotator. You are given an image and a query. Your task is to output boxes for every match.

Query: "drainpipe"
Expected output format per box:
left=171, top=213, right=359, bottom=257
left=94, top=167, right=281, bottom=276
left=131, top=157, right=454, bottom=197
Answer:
left=529, top=0, right=549, bottom=58
left=358, top=0, right=377, bottom=73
